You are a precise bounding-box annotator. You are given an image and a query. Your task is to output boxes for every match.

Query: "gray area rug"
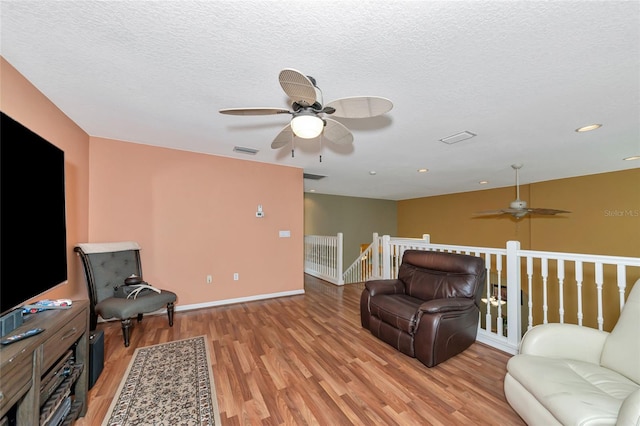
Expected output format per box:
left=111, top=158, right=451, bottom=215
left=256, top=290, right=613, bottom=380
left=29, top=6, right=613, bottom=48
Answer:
left=102, top=336, right=221, bottom=426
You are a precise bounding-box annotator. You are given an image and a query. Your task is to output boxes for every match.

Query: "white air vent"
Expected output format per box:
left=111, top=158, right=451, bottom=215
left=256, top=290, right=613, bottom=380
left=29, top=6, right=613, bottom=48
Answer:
left=303, top=173, right=326, bottom=180
left=439, top=131, right=477, bottom=145
left=233, top=146, right=259, bottom=155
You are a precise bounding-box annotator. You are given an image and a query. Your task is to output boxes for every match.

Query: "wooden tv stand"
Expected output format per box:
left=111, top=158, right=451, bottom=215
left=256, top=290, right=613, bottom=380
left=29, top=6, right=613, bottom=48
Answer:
left=0, top=300, right=89, bottom=425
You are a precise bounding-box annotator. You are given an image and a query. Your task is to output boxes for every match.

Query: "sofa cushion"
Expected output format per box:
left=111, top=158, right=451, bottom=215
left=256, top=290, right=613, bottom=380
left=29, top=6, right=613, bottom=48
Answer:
left=601, top=281, right=640, bottom=384
left=507, top=354, right=640, bottom=425
left=369, top=293, right=422, bottom=333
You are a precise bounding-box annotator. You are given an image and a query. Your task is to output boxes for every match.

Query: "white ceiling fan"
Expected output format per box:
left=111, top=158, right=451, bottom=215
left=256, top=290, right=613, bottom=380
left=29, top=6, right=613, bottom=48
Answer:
left=474, top=164, right=571, bottom=219
left=219, top=68, right=393, bottom=157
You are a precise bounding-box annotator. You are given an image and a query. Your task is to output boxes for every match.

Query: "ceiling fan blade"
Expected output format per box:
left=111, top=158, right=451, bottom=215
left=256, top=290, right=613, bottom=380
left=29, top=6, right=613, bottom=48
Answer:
left=219, top=107, right=290, bottom=116
left=323, top=118, right=354, bottom=145
left=527, top=208, right=571, bottom=215
left=279, top=68, right=317, bottom=107
left=474, top=209, right=512, bottom=216
left=325, top=96, right=393, bottom=118
left=474, top=208, right=531, bottom=218
left=271, top=124, right=293, bottom=149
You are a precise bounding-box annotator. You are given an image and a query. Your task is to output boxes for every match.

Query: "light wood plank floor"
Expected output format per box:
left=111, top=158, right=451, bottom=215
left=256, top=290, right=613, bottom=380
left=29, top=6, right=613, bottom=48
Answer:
left=76, top=275, right=525, bottom=425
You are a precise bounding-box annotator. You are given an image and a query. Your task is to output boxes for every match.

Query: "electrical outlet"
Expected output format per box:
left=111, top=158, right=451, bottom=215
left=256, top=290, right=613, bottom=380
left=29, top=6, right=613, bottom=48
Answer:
left=206, top=275, right=212, bottom=284
left=233, top=273, right=239, bottom=281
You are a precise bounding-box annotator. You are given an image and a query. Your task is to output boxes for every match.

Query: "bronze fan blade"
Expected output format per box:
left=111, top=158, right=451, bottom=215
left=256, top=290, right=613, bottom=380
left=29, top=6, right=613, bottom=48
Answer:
left=323, top=118, right=354, bottom=145
left=527, top=208, right=571, bottom=215
left=325, top=96, right=393, bottom=118
left=219, top=107, right=290, bottom=116
left=271, top=124, right=293, bottom=149
left=278, top=68, right=317, bottom=107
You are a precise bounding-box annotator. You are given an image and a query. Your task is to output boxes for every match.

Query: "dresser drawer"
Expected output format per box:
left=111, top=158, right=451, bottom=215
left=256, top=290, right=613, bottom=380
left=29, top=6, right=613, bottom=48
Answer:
left=41, top=312, right=85, bottom=373
left=0, top=348, right=33, bottom=416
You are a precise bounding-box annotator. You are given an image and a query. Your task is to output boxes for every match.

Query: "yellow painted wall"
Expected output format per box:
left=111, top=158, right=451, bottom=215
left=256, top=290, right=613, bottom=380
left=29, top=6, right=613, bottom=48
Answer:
left=398, top=169, right=639, bottom=256
left=398, top=168, right=640, bottom=330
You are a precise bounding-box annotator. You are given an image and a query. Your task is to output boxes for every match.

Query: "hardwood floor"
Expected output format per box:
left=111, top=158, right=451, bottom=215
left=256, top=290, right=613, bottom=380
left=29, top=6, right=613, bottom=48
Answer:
left=75, top=275, right=525, bottom=425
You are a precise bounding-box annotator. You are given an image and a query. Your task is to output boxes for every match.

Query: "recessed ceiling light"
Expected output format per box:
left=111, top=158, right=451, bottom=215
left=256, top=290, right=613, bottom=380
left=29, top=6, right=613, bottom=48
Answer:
left=309, top=189, right=316, bottom=192
left=369, top=171, right=377, bottom=175
left=417, top=168, right=429, bottom=173
left=575, top=124, right=602, bottom=132
left=623, top=155, right=640, bottom=161
left=479, top=180, right=489, bottom=185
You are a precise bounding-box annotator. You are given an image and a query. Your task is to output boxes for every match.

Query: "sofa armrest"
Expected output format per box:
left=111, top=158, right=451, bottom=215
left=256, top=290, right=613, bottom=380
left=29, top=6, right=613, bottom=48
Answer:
left=618, top=388, right=640, bottom=426
left=519, top=323, right=609, bottom=363
left=365, top=279, right=405, bottom=296
left=418, top=298, right=475, bottom=314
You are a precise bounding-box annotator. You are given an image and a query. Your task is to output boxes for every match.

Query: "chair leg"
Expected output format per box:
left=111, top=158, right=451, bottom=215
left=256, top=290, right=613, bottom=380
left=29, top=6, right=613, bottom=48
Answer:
left=167, top=302, right=175, bottom=327
left=121, top=318, right=132, bottom=347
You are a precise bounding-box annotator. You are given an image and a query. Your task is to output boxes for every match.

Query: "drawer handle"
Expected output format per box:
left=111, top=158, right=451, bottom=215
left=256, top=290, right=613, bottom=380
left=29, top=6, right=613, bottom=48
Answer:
left=61, top=328, right=77, bottom=340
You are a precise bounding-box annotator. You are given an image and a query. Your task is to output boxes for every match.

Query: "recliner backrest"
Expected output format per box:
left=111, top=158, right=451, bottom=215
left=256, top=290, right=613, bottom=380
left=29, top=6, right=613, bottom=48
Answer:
left=398, top=250, right=486, bottom=304
left=600, top=279, right=640, bottom=383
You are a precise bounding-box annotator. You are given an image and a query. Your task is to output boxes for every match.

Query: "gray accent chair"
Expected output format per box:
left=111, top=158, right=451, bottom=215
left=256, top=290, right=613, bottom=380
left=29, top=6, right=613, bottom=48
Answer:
left=74, top=241, right=177, bottom=347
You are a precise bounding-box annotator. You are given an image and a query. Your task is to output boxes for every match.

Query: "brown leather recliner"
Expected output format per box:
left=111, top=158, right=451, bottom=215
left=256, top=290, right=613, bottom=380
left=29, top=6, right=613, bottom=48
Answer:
left=360, top=250, right=486, bottom=367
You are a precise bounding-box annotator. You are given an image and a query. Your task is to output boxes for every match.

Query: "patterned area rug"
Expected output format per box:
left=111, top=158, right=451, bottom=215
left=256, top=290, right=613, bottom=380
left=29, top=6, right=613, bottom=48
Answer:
left=102, top=336, right=221, bottom=426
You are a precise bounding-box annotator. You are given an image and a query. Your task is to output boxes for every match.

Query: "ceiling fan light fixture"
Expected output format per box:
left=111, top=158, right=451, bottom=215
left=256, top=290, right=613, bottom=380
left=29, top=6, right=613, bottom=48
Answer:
left=575, top=123, right=602, bottom=132
left=291, top=112, right=324, bottom=139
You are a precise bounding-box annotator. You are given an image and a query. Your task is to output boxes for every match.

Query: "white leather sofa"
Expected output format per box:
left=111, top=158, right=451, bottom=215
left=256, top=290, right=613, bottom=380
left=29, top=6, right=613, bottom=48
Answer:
left=504, top=279, right=640, bottom=426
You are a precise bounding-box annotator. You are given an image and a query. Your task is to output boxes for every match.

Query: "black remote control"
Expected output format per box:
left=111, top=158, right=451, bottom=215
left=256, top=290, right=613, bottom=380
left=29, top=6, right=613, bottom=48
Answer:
left=1, top=328, right=45, bottom=345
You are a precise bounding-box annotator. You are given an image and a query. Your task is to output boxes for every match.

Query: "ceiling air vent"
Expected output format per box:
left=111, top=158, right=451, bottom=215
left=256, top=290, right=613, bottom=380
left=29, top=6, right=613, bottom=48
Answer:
left=439, top=131, right=477, bottom=145
left=233, top=146, right=259, bottom=155
left=303, top=173, right=326, bottom=180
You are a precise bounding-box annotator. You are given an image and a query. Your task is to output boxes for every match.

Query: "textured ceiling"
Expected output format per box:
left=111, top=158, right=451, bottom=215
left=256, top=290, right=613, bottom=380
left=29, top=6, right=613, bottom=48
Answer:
left=1, top=1, right=639, bottom=201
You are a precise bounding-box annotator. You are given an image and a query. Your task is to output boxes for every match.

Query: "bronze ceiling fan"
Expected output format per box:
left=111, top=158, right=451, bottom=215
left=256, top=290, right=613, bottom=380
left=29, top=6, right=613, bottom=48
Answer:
left=474, top=164, right=571, bottom=219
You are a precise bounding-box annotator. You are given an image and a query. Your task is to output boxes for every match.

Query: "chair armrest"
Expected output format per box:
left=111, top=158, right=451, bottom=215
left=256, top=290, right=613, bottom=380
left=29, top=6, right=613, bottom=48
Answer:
left=519, top=323, right=609, bottom=363
left=618, top=388, right=640, bottom=426
left=418, top=298, right=475, bottom=314
left=365, top=279, right=405, bottom=296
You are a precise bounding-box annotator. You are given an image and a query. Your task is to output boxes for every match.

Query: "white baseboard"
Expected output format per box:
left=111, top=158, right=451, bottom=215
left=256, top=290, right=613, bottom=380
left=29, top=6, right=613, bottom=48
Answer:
left=97, top=289, right=306, bottom=323
left=174, top=289, right=305, bottom=312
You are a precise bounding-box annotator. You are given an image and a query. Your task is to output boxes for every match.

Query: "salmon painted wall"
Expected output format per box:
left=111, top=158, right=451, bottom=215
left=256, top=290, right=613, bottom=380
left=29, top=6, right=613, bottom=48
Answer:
left=1, top=56, right=303, bottom=311
left=87, top=137, right=304, bottom=307
left=0, top=57, right=90, bottom=302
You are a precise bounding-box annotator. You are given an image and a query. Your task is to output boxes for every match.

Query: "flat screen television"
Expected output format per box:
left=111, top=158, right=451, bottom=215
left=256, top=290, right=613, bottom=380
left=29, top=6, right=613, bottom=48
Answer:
left=0, top=111, right=68, bottom=317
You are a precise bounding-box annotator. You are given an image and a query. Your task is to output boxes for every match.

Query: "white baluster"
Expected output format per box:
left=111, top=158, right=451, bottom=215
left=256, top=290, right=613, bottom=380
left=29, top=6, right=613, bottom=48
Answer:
left=527, top=256, right=534, bottom=330
left=542, top=257, right=549, bottom=324
left=575, top=261, right=583, bottom=326
left=558, top=259, right=565, bottom=323
left=595, top=262, right=604, bottom=331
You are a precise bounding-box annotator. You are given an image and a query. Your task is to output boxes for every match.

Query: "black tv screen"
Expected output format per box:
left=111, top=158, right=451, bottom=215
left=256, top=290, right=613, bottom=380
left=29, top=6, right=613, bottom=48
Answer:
left=1, top=111, right=68, bottom=315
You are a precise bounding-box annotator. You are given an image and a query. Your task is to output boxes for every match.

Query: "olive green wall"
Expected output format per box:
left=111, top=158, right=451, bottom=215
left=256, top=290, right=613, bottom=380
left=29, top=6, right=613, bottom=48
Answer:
left=304, top=193, right=397, bottom=266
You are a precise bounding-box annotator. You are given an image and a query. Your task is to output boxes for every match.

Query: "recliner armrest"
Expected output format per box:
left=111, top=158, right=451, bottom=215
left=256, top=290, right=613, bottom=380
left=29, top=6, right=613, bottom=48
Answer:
left=418, top=298, right=475, bottom=314
left=365, top=279, right=405, bottom=296
left=519, top=323, right=609, bottom=363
